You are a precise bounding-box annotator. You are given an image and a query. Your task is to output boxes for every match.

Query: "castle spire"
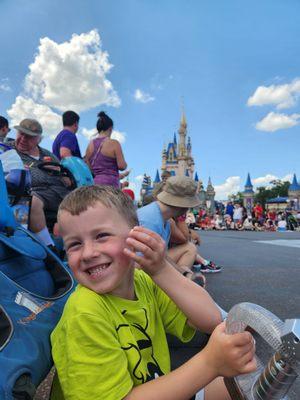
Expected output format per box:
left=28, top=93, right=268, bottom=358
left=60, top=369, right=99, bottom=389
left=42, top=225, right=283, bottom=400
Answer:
left=289, top=173, right=300, bottom=191
left=244, top=173, right=254, bottom=193
left=154, top=169, right=160, bottom=183
left=180, top=103, right=187, bottom=128
left=173, top=132, right=177, bottom=145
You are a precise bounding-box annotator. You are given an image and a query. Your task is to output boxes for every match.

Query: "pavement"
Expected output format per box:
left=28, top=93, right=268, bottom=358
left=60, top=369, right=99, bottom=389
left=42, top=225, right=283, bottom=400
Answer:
left=169, top=229, right=300, bottom=399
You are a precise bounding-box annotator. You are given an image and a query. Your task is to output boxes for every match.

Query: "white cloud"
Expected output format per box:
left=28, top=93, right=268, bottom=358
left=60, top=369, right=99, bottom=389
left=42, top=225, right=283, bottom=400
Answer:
left=7, top=30, right=120, bottom=139
left=214, top=176, right=241, bottom=200
left=81, top=128, right=126, bottom=144
left=247, top=79, right=300, bottom=109
left=24, top=30, right=120, bottom=112
left=255, top=111, right=300, bottom=132
left=281, top=173, right=293, bottom=182
left=134, top=89, right=155, bottom=103
left=214, top=173, right=293, bottom=200
left=253, top=173, right=293, bottom=188
left=252, top=174, right=278, bottom=187
left=0, top=79, right=11, bottom=92
left=81, top=127, right=96, bottom=140
left=7, top=96, right=61, bottom=138
left=135, top=175, right=144, bottom=182
left=111, top=130, right=126, bottom=143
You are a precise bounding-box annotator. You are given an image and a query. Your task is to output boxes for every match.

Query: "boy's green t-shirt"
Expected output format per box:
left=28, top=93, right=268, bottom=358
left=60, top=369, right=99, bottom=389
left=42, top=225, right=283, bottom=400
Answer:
left=51, top=269, right=195, bottom=400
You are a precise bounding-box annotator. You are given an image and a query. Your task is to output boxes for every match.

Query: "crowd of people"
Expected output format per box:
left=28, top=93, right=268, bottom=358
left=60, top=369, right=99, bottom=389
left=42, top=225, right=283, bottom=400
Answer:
left=189, top=202, right=300, bottom=232
left=0, top=111, right=259, bottom=399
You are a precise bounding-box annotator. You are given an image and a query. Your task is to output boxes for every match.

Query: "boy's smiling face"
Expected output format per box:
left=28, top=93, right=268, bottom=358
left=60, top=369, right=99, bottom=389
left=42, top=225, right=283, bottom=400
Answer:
left=59, top=202, right=135, bottom=299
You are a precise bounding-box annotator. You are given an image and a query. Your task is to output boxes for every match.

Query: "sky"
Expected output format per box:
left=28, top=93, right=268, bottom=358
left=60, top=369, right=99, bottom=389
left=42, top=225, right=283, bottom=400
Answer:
left=1, top=0, right=300, bottom=199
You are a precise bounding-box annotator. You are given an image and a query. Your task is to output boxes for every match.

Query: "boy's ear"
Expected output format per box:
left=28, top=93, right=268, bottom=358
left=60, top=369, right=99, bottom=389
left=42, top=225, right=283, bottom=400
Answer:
left=53, top=222, right=61, bottom=237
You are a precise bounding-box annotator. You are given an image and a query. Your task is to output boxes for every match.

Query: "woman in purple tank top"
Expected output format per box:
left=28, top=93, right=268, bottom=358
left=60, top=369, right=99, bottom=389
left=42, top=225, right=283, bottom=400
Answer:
left=85, top=112, right=128, bottom=188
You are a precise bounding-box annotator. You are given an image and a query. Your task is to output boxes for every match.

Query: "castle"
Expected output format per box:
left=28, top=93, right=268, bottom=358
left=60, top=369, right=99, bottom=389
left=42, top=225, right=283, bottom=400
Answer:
left=140, top=111, right=216, bottom=212
left=242, top=173, right=300, bottom=211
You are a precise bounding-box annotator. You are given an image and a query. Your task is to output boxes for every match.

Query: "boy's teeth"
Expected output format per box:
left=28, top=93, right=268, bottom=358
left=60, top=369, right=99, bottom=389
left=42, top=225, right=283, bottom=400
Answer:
left=88, top=264, right=109, bottom=275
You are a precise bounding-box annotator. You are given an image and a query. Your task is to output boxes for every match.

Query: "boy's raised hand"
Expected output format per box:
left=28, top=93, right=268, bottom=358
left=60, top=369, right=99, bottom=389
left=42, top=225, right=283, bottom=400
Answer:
left=124, top=226, right=168, bottom=277
left=202, top=321, right=257, bottom=378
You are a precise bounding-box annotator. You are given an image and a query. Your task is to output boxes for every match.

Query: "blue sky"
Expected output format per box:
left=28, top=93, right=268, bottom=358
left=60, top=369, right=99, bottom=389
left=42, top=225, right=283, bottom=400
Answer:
left=1, top=0, right=300, bottom=199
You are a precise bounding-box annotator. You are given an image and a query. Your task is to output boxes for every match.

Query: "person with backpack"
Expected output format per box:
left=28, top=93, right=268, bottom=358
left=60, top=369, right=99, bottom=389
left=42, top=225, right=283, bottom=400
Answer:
left=12, top=118, right=72, bottom=249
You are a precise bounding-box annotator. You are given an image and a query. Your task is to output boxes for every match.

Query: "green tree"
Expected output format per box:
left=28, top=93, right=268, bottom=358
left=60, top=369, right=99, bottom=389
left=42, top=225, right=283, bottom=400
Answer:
left=254, top=180, right=290, bottom=207
left=228, top=191, right=243, bottom=203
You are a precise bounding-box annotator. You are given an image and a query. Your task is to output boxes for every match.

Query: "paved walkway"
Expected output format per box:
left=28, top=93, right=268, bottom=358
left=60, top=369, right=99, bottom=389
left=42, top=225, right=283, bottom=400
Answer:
left=198, top=230, right=299, bottom=398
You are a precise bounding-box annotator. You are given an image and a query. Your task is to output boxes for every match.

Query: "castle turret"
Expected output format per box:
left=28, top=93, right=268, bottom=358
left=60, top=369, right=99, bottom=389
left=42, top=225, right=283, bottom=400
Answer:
left=177, top=109, right=187, bottom=176
left=153, top=169, right=161, bottom=187
left=243, top=173, right=254, bottom=213
left=187, top=136, right=192, bottom=157
left=288, top=173, right=300, bottom=210
left=206, top=177, right=216, bottom=214
left=161, top=144, right=167, bottom=171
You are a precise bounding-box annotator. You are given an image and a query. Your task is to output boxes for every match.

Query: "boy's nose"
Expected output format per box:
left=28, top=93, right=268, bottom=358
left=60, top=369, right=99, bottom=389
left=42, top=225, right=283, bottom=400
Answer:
left=82, top=242, right=100, bottom=260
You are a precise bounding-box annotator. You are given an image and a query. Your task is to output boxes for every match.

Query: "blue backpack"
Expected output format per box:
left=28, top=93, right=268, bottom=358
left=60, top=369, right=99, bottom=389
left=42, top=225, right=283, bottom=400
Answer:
left=61, top=156, right=94, bottom=187
left=0, top=161, right=75, bottom=399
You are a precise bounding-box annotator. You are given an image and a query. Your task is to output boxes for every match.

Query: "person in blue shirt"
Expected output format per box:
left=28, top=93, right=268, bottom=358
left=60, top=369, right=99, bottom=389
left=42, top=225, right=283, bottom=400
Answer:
left=225, top=201, right=234, bottom=220
left=52, top=111, right=81, bottom=160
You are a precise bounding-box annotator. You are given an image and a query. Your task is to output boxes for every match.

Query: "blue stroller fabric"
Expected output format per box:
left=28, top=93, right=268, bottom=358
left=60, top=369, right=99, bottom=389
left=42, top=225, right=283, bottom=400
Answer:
left=0, top=162, right=16, bottom=232
left=0, top=160, right=75, bottom=399
left=0, top=227, right=74, bottom=399
left=61, top=156, right=94, bottom=187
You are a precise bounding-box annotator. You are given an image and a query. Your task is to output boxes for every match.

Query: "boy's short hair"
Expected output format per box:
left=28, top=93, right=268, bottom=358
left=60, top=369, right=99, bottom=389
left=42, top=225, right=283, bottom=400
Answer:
left=58, top=185, right=139, bottom=228
left=62, top=110, right=80, bottom=127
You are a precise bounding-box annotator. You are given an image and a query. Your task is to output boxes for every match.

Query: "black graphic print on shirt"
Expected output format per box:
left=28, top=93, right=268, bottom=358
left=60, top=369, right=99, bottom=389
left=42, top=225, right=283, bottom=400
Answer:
left=116, top=308, right=164, bottom=383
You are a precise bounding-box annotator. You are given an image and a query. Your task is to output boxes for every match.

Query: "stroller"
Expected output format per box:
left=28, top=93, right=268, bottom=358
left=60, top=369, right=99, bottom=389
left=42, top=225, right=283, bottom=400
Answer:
left=0, top=161, right=75, bottom=399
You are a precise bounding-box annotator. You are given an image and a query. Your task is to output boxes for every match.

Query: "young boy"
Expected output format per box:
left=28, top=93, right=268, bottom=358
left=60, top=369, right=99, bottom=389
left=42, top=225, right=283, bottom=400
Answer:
left=51, top=185, right=256, bottom=400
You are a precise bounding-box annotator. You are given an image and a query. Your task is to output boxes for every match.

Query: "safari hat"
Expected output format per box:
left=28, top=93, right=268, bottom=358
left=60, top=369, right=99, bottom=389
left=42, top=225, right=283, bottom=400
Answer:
left=14, top=119, right=43, bottom=137
left=157, top=176, right=200, bottom=208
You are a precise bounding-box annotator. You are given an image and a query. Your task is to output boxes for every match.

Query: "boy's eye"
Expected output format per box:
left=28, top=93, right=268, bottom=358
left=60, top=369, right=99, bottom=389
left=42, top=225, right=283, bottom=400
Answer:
left=66, top=242, right=82, bottom=252
left=96, top=232, right=111, bottom=240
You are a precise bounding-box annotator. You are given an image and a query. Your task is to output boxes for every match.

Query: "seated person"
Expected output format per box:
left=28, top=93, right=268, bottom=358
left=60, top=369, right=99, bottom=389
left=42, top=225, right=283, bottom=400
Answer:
left=138, top=176, right=200, bottom=278
left=51, top=185, right=256, bottom=400
left=242, top=216, right=254, bottom=231
left=277, top=217, right=287, bottom=232
left=264, top=219, right=276, bottom=231
left=172, top=214, right=222, bottom=274
left=224, top=214, right=234, bottom=230
left=214, top=213, right=225, bottom=230
left=11, top=119, right=72, bottom=248
left=185, top=210, right=196, bottom=229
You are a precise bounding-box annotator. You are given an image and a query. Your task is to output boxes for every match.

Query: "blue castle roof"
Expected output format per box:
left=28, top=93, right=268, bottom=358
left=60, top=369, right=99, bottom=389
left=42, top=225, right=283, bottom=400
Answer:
left=166, top=142, right=177, bottom=159
left=194, top=172, right=199, bottom=182
left=244, top=173, right=254, bottom=193
left=289, top=173, right=300, bottom=191
left=154, top=169, right=160, bottom=183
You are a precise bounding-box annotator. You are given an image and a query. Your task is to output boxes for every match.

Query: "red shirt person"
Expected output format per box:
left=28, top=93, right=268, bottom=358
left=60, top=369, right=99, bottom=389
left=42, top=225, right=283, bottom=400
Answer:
left=253, top=203, right=263, bottom=220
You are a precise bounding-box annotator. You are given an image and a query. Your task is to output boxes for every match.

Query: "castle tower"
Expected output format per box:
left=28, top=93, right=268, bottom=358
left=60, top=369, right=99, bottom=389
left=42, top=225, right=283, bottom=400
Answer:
left=161, top=144, right=167, bottom=171
left=243, top=173, right=255, bottom=213
left=153, top=169, right=161, bottom=188
left=288, top=173, right=300, bottom=210
left=140, top=174, right=152, bottom=204
left=177, top=109, right=187, bottom=176
left=206, top=177, right=216, bottom=214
